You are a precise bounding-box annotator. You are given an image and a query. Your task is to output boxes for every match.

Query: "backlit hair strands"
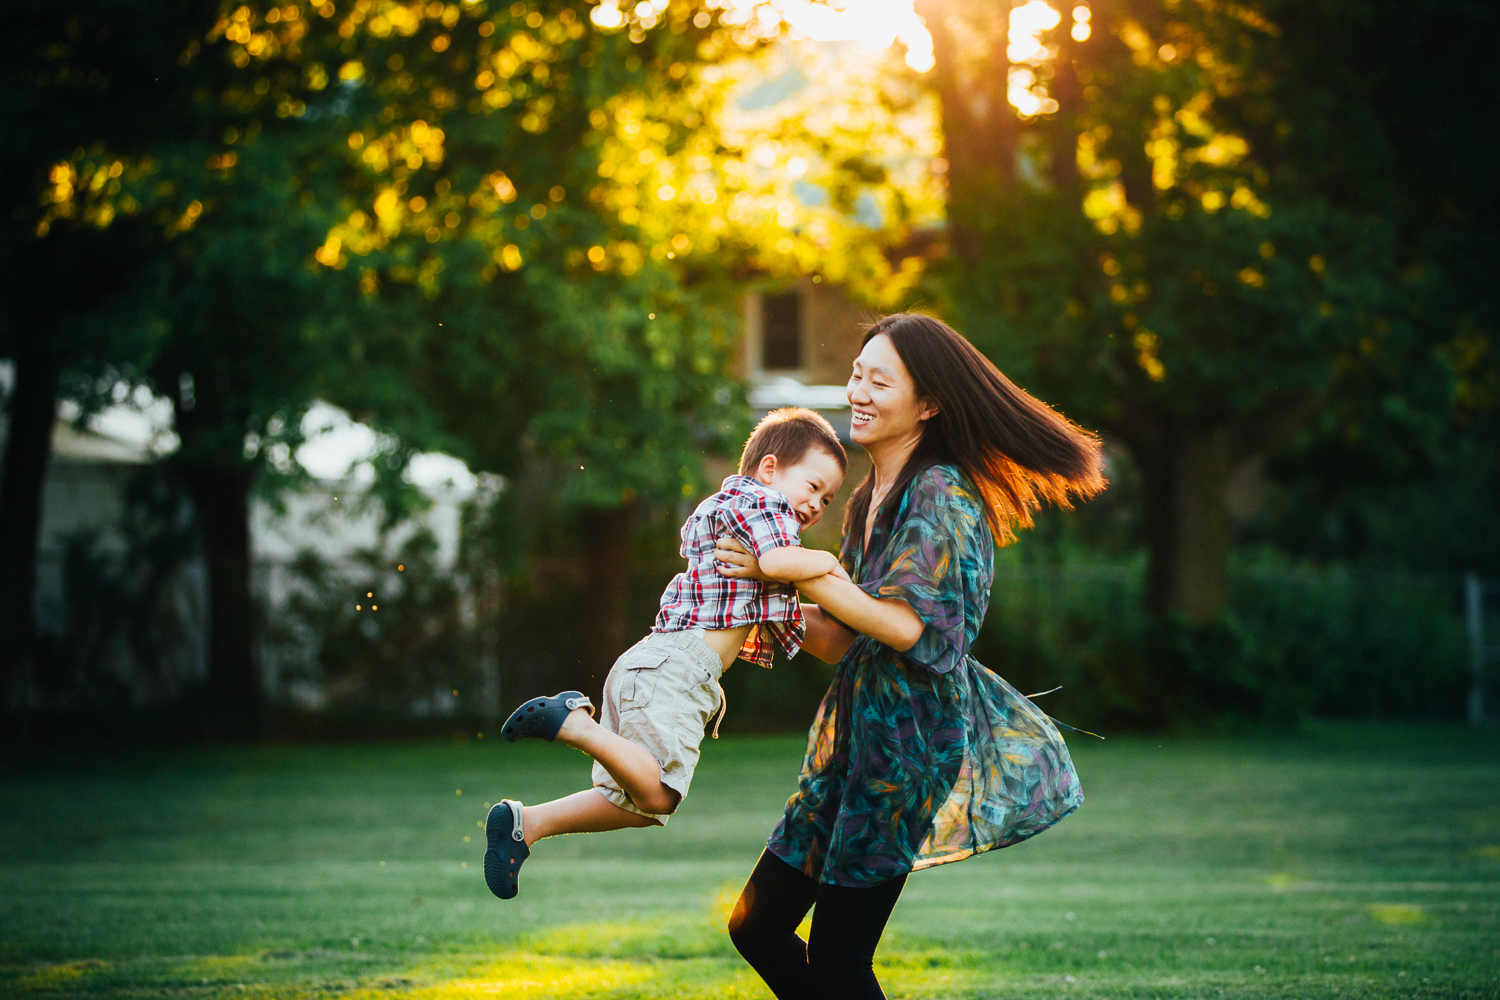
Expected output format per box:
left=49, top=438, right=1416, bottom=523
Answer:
left=738, top=407, right=848, bottom=477
left=844, top=313, right=1106, bottom=548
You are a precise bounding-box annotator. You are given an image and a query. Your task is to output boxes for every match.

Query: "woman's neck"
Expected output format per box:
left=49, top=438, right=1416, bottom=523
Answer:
left=866, top=429, right=924, bottom=502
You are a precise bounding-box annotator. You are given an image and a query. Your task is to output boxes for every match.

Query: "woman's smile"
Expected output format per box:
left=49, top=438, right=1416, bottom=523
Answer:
left=846, top=334, right=933, bottom=450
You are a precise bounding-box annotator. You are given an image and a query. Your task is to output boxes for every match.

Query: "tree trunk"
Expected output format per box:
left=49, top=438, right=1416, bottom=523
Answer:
left=0, top=350, right=61, bottom=720
left=176, top=462, right=260, bottom=728
left=574, top=505, right=633, bottom=698
left=474, top=567, right=504, bottom=726
left=1137, top=423, right=1233, bottom=622
left=915, top=0, right=1016, bottom=267
left=1048, top=27, right=1083, bottom=192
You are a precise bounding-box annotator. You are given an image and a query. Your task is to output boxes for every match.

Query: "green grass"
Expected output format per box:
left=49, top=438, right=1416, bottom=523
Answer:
left=2, top=724, right=1499, bottom=998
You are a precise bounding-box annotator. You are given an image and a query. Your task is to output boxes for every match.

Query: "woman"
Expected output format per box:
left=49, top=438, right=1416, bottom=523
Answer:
left=715, top=313, right=1106, bottom=1000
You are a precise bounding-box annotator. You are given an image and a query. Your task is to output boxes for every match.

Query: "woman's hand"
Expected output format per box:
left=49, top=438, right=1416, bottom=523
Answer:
left=800, top=605, right=857, bottom=663
left=715, top=537, right=771, bottom=581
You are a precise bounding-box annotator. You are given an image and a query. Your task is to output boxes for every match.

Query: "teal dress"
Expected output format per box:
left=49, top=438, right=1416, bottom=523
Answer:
left=766, top=464, right=1083, bottom=887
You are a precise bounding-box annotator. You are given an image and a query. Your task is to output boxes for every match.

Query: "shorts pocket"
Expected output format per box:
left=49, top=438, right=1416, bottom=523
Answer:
left=617, top=649, right=671, bottom=709
left=681, top=678, right=720, bottom=736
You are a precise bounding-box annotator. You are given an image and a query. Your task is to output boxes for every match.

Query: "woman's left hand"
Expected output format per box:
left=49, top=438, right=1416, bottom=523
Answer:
left=715, top=537, right=770, bottom=581
left=801, top=604, right=857, bottom=663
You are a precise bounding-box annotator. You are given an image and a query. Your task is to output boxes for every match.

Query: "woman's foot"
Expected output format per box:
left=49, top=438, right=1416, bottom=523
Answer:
left=483, top=800, right=529, bottom=899
left=501, top=691, right=594, bottom=742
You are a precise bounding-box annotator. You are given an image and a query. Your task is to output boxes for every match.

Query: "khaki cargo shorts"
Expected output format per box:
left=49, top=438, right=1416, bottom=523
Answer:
left=592, top=629, right=725, bottom=825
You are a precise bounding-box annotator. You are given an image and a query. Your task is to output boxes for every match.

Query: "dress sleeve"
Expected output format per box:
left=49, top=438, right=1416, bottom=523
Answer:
left=859, top=468, right=985, bottom=675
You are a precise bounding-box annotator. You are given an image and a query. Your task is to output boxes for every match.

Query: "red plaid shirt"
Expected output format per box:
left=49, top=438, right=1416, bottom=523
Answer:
left=655, top=475, right=805, bottom=667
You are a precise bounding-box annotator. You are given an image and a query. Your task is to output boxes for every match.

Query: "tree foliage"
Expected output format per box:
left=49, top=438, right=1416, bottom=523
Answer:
left=0, top=0, right=228, bottom=713
left=921, top=0, right=1499, bottom=618
left=6, top=0, right=952, bottom=713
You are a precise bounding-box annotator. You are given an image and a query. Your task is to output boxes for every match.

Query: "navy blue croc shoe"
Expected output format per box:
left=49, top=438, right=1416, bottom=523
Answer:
left=501, top=691, right=594, bottom=742
left=484, top=799, right=529, bottom=900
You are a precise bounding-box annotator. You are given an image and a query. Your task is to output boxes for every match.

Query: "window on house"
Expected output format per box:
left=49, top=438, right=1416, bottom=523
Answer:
left=761, top=291, right=802, bottom=370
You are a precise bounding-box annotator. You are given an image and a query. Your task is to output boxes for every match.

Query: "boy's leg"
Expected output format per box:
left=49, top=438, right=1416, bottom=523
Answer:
left=521, top=789, right=656, bottom=846
left=554, top=707, right=681, bottom=816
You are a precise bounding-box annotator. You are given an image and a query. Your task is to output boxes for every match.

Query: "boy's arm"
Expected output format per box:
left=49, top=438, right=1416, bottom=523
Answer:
left=715, top=536, right=850, bottom=584
left=758, top=545, right=841, bottom=583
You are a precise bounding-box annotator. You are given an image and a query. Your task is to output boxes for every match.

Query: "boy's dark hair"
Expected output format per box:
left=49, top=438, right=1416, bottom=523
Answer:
left=737, top=407, right=848, bottom=477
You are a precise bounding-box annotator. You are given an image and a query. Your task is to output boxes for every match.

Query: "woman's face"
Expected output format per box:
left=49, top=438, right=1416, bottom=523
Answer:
left=846, top=333, right=936, bottom=449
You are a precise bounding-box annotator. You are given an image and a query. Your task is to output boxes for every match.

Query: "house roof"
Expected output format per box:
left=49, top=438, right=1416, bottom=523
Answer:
left=49, top=421, right=153, bottom=465
left=747, top=375, right=850, bottom=411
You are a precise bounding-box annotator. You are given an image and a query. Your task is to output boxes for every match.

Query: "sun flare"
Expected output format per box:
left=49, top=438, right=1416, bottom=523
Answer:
left=773, top=0, right=936, bottom=71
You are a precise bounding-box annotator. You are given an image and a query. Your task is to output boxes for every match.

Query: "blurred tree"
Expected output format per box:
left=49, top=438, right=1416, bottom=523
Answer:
left=307, top=0, right=933, bottom=691
left=0, top=0, right=224, bottom=718
left=12, top=1, right=384, bottom=725
left=142, top=135, right=365, bottom=726
left=918, top=0, right=1494, bottom=620
left=7, top=0, right=752, bottom=716
left=1238, top=0, right=1500, bottom=575
left=7, top=0, right=954, bottom=722
left=293, top=0, right=751, bottom=692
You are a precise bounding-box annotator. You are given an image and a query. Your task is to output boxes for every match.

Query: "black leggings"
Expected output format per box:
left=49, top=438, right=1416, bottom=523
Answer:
left=728, top=850, right=906, bottom=1000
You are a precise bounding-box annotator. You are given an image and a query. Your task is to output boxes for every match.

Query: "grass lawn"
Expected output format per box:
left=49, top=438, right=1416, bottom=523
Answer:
left=2, top=724, right=1498, bottom=999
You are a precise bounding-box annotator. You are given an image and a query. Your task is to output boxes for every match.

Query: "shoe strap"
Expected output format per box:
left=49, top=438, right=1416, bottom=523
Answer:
left=503, top=799, right=524, bottom=842
left=563, top=695, right=594, bottom=716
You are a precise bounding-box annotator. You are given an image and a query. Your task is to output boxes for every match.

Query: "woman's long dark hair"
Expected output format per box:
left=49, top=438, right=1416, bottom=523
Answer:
left=844, top=313, right=1106, bottom=548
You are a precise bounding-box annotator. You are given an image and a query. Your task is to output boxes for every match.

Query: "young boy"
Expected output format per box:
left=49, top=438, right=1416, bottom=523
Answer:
left=484, top=407, right=848, bottom=899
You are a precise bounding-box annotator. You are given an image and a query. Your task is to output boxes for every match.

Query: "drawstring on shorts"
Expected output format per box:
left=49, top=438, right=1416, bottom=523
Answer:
left=710, top=680, right=727, bottom=739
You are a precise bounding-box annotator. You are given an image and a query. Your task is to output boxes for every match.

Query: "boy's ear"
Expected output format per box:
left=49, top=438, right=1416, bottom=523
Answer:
left=755, top=453, right=779, bottom=483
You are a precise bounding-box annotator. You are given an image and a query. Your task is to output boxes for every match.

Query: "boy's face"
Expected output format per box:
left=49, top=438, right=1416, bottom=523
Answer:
left=755, top=448, right=846, bottom=529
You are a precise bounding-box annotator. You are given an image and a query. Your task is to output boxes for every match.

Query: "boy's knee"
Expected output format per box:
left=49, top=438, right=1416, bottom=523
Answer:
left=634, top=784, right=680, bottom=816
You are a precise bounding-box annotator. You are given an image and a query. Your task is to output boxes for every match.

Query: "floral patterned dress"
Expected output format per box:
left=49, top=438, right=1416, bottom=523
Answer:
left=766, top=464, right=1083, bottom=887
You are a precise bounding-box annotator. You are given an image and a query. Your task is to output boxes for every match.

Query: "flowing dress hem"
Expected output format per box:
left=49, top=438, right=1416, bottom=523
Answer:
left=909, top=797, right=1083, bottom=873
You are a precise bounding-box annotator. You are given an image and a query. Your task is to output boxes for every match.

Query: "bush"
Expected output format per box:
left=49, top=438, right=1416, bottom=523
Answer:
left=260, top=531, right=479, bottom=718
left=970, top=560, right=1468, bottom=733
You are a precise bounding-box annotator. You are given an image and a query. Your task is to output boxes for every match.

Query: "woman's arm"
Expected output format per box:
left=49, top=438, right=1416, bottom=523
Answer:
left=716, top=538, right=925, bottom=653
left=796, top=573, right=925, bottom=653
left=800, top=604, right=858, bottom=663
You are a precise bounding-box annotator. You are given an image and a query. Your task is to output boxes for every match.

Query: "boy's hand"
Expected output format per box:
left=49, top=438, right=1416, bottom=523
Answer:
left=715, top=537, right=770, bottom=581
left=807, top=549, right=843, bottom=579
left=826, top=562, right=851, bottom=583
